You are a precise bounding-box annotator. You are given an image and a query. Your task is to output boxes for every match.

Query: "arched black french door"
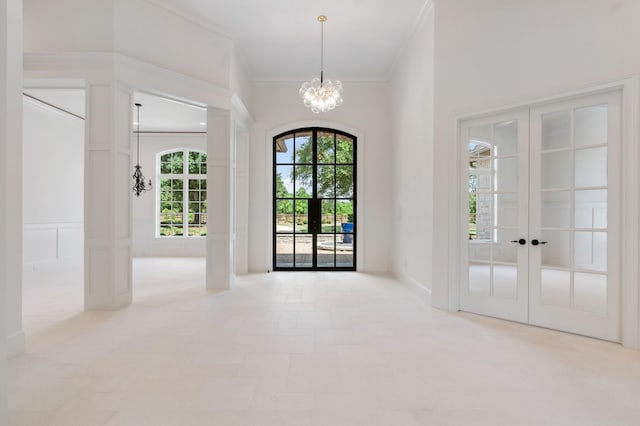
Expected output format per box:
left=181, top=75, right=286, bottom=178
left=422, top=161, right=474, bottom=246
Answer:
left=273, top=128, right=357, bottom=271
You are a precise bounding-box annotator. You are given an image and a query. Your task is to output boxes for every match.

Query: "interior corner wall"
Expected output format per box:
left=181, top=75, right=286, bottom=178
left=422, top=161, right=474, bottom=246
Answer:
left=132, top=133, right=207, bottom=257
left=389, top=5, right=435, bottom=294
left=23, top=98, right=84, bottom=266
left=431, top=0, right=640, bottom=308
left=247, top=82, right=393, bottom=273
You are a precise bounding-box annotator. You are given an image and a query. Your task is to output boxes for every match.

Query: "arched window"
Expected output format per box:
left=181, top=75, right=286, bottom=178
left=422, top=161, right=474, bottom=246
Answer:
left=158, top=150, right=207, bottom=237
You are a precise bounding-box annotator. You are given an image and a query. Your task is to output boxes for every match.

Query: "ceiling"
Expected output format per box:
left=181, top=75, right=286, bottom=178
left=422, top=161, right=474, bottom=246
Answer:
left=154, top=0, right=430, bottom=82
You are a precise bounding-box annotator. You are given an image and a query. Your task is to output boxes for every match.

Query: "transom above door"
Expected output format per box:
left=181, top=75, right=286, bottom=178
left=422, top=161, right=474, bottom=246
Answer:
left=273, top=128, right=357, bottom=271
left=461, top=90, right=621, bottom=342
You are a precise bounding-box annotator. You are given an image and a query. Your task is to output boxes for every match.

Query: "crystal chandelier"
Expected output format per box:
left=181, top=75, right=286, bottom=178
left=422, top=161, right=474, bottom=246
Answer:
left=132, top=102, right=152, bottom=197
left=299, top=15, right=343, bottom=113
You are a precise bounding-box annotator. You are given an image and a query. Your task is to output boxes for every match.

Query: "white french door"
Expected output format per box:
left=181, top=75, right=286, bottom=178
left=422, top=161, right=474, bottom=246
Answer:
left=460, top=90, right=621, bottom=342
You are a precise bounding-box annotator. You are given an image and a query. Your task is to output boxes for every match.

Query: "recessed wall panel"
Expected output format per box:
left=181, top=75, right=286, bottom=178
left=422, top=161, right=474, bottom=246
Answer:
left=116, top=152, right=131, bottom=239
left=87, top=151, right=111, bottom=239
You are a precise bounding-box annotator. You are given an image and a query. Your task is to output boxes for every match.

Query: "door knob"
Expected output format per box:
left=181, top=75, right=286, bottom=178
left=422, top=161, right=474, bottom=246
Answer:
left=511, top=238, right=527, bottom=245
left=531, top=239, right=548, bottom=246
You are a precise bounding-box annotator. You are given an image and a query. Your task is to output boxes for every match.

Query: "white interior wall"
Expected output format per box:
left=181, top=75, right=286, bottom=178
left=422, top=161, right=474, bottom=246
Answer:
left=22, top=97, right=84, bottom=265
left=389, top=6, right=435, bottom=295
left=248, top=82, right=393, bottom=273
left=132, top=133, right=207, bottom=257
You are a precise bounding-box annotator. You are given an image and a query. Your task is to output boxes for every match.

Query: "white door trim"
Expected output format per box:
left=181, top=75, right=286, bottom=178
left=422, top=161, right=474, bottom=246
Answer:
left=450, top=78, right=640, bottom=349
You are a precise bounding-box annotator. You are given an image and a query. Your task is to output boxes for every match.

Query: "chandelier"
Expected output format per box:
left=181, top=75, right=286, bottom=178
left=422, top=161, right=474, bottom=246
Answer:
left=132, top=102, right=152, bottom=197
left=299, top=15, right=343, bottom=113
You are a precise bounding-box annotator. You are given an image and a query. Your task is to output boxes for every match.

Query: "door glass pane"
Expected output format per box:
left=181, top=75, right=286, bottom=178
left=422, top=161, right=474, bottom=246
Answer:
left=469, top=125, right=491, bottom=145
left=294, top=199, right=309, bottom=233
left=575, top=190, right=607, bottom=229
left=492, top=229, right=518, bottom=299
left=321, top=199, right=336, bottom=233
left=496, top=193, right=518, bottom=228
left=336, top=200, right=354, bottom=231
left=469, top=175, right=479, bottom=239
left=575, top=232, right=607, bottom=271
left=541, top=269, right=570, bottom=307
left=295, top=235, right=313, bottom=267
left=469, top=125, right=491, bottom=169
left=494, top=120, right=517, bottom=157
left=294, top=132, right=312, bottom=164
left=317, top=166, right=335, bottom=198
left=276, top=235, right=293, bottom=268
left=335, top=166, right=354, bottom=197
left=495, top=157, right=517, bottom=192
left=575, top=147, right=607, bottom=188
left=275, top=200, right=293, bottom=233
left=475, top=193, right=492, bottom=240
left=469, top=262, right=491, bottom=295
left=317, top=131, right=335, bottom=164
left=336, top=135, right=354, bottom=164
left=542, top=111, right=571, bottom=150
left=541, top=230, right=570, bottom=269
left=575, top=105, right=607, bottom=147
left=317, top=234, right=335, bottom=268
left=294, top=166, right=312, bottom=198
left=494, top=229, right=518, bottom=263
left=275, top=135, right=294, bottom=164
left=469, top=240, right=491, bottom=263
left=337, top=249, right=354, bottom=268
left=493, top=264, right=517, bottom=299
left=542, top=151, right=571, bottom=189
left=574, top=273, right=607, bottom=314
left=275, top=165, right=293, bottom=198
left=542, top=191, right=570, bottom=228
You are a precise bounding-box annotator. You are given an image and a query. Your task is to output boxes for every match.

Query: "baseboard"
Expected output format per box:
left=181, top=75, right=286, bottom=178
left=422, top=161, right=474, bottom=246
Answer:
left=7, top=330, right=25, bottom=358
left=393, top=269, right=432, bottom=305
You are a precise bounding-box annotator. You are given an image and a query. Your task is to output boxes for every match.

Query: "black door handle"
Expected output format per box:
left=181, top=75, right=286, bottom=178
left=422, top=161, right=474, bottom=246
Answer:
left=531, top=239, right=548, bottom=246
left=511, top=239, right=527, bottom=245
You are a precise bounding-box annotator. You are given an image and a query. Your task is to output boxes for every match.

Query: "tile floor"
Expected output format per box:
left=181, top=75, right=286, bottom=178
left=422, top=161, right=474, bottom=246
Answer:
left=8, top=258, right=640, bottom=425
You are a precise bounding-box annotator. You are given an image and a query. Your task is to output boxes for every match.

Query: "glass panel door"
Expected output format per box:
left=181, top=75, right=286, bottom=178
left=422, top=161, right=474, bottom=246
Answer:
left=529, top=91, right=621, bottom=341
left=460, top=90, right=621, bottom=342
left=274, top=128, right=356, bottom=271
left=460, top=110, right=530, bottom=323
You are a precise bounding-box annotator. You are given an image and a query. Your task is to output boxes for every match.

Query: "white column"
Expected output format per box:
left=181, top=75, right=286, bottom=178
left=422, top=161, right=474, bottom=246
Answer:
left=206, top=108, right=234, bottom=289
left=84, top=79, right=133, bottom=309
left=235, top=127, right=250, bottom=274
left=1, top=0, right=23, bottom=420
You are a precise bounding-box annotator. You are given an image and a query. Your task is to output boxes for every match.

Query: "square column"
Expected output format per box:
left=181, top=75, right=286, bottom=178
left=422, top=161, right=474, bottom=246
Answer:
left=206, top=108, right=234, bottom=290
left=84, top=80, right=133, bottom=309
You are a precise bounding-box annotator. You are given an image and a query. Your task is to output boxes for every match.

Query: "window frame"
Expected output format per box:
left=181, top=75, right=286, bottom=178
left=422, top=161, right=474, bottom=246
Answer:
left=156, top=149, right=208, bottom=238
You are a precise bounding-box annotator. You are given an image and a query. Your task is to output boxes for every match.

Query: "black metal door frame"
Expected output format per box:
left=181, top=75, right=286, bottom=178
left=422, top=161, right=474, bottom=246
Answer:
left=273, top=127, right=357, bottom=271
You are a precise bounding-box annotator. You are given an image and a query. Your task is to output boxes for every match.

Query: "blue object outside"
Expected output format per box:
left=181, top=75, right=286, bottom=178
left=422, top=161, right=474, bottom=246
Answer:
left=341, top=222, right=353, bottom=243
